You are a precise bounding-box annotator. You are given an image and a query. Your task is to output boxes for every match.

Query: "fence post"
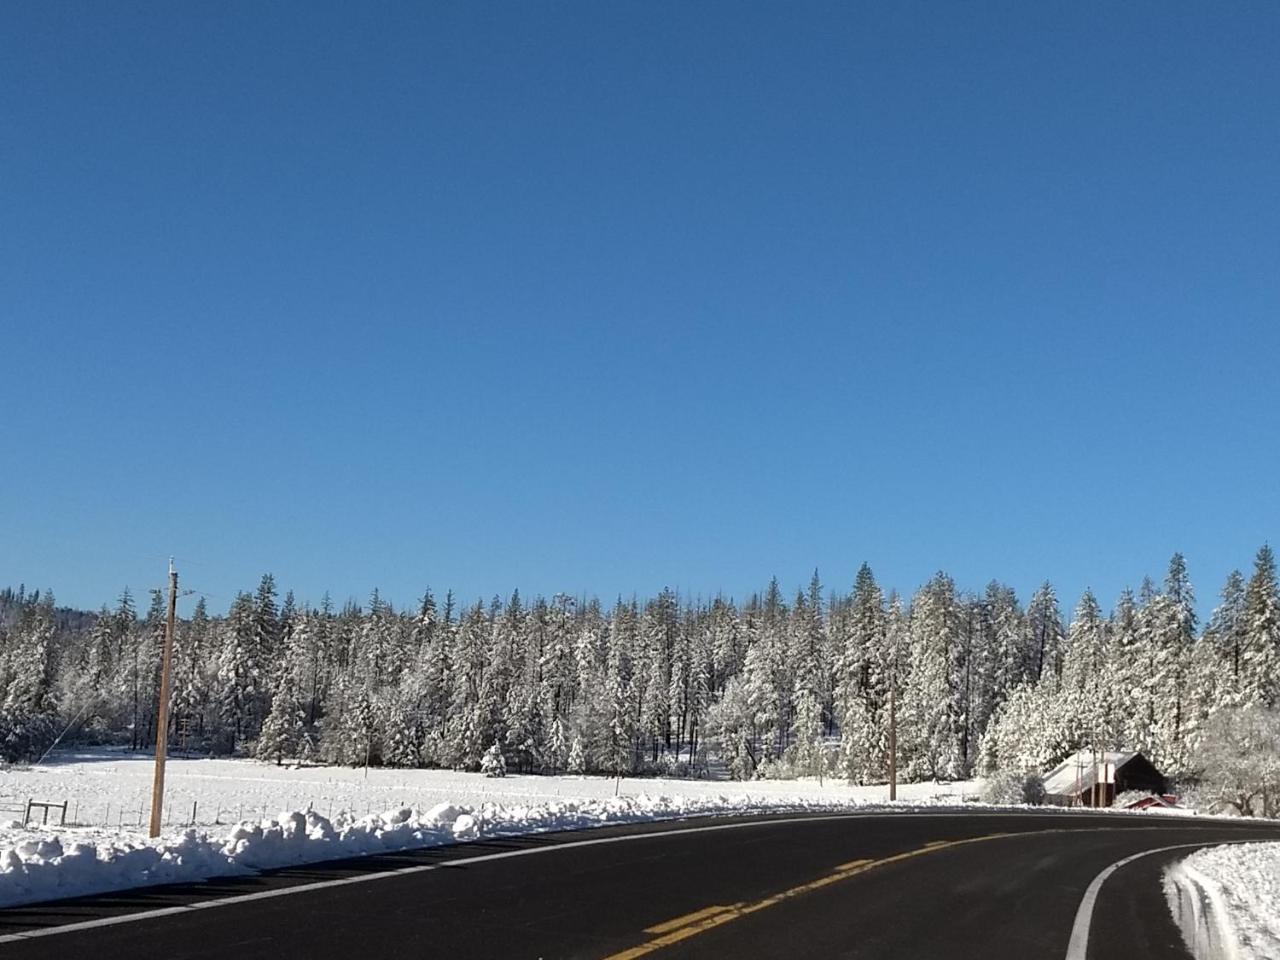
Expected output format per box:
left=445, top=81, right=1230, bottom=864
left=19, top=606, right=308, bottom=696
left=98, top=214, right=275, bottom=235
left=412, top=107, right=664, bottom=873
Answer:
left=23, top=799, right=31, bottom=826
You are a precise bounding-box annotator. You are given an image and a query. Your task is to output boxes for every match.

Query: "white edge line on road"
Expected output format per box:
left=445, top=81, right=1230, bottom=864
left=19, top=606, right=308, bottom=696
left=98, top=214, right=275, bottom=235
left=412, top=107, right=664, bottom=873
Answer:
left=0, top=812, right=1245, bottom=947
left=0, top=812, right=912, bottom=944
left=1062, top=839, right=1256, bottom=960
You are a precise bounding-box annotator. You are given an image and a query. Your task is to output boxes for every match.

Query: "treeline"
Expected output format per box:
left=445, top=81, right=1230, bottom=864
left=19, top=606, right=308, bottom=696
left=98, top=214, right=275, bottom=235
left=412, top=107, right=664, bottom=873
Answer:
left=0, top=547, right=1277, bottom=787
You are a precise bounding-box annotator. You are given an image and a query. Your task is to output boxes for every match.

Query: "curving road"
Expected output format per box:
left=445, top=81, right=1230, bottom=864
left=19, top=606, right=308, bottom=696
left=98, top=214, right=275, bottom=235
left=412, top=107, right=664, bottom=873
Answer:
left=1, top=811, right=1277, bottom=959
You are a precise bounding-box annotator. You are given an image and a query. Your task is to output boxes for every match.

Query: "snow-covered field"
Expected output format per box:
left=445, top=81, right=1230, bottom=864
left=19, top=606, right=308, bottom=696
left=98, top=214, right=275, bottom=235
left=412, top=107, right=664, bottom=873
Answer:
left=0, top=749, right=985, bottom=908
left=1165, top=842, right=1280, bottom=960
left=0, top=748, right=976, bottom=841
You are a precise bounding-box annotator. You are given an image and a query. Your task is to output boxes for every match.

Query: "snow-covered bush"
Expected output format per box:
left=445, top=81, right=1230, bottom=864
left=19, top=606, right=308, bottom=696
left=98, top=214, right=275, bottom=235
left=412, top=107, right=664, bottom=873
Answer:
left=632, top=753, right=691, bottom=778
left=1022, top=772, right=1046, bottom=805
left=1192, top=706, right=1280, bottom=818
left=480, top=743, right=506, bottom=778
left=755, top=756, right=796, bottom=780
left=980, top=768, right=1045, bottom=805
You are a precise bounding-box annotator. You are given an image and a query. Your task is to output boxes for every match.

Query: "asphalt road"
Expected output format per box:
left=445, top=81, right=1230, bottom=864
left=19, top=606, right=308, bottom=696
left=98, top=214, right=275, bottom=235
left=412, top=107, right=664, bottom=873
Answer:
left=1, top=811, right=1277, bottom=959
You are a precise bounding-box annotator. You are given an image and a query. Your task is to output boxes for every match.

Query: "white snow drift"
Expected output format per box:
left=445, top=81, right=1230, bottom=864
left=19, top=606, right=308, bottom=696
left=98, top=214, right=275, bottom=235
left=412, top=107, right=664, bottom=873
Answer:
left=1165, top=842, right=1280, bottom=960
left=1, top=793, right=973, bottom=909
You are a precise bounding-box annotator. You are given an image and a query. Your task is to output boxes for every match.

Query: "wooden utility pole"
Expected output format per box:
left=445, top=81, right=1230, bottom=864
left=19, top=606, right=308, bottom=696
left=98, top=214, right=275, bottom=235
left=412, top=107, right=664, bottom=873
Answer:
left=148, top=560, right=179, bottom=838
left=1091, top=745, right=1099, bottom=809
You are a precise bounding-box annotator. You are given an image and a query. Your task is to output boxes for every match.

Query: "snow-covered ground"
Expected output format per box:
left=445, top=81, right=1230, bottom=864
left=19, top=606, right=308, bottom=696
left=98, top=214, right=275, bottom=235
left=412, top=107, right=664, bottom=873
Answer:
left=0, top=749, right=986, bottom=908
left=0, top=748, right=976, bottom=841
left=1165, top=842, right=1280, bottom=960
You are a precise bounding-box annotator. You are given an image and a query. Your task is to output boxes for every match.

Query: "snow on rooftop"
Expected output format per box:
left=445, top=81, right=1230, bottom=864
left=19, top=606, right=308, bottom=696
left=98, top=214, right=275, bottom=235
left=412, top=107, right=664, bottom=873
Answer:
left=1042, top=750, right=1138, bottom=796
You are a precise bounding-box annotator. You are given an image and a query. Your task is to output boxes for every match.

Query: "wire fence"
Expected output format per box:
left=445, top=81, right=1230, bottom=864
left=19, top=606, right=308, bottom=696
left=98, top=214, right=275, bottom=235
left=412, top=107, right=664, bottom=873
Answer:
left=21, top=780, right=602, bottom=833
left=4, top=765, right=981, bottom=835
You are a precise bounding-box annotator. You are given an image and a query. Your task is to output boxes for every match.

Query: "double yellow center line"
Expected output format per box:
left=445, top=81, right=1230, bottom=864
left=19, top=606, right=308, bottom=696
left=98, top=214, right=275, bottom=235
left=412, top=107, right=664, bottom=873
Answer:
left=602, top=832, right=1016, bottom=960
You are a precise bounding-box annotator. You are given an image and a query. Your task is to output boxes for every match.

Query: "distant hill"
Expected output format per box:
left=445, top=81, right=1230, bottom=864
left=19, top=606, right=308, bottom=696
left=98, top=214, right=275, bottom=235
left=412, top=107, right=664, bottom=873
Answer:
left=0, top=586, right=98, bottom=633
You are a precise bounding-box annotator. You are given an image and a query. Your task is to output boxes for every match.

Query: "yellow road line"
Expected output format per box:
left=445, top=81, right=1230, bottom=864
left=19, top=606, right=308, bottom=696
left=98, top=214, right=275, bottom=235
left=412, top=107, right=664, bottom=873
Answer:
left=644, top=904, right=739, bottom=934
left=832, top=858, right=875, bottom=872
left=600, top=833, right=1018, bottom=960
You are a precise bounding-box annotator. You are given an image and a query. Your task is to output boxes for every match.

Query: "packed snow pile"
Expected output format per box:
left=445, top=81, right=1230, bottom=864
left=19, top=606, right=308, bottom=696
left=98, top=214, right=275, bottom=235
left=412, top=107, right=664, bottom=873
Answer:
left=1165, top=842, right=1280, bottom=960
left=0, top=792, right=972, bottom=909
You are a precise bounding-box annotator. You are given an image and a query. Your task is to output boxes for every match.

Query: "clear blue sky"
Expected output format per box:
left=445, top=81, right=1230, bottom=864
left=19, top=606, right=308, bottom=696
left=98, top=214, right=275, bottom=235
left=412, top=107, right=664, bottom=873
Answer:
left=3, top=2, right=1277, bottom=618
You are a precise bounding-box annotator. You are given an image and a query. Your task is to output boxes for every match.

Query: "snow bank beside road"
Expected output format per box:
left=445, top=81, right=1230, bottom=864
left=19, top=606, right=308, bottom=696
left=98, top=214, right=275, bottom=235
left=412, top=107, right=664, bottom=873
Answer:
left=1165, top=842, right=1280, bottom=960
left=0, top=793, right=964, bottom=909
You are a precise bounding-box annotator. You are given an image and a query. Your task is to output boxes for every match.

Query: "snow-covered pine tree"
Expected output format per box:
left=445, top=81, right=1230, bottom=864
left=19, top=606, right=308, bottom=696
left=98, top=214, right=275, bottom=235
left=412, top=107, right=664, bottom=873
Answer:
left=599, top=599, right=637, bottom=775
left=250, top=575, right=281, bottom=729
left=339, top=684, right=377, bottom=767
left=217, top=592, right=258, bottom=752
left=954, top=596, right=986, bottom=772
left=119, top=589, right=164, bottom=751
left=1061, top=589, right=1109, bottom=738
left=836, top=564, right=887, bottom=783
left=795, top=571, right=833, bottom=736
left=100, top=588, right=137, bottom=738
left=257, top=611, right=309, bottom=765
left=708, top=597, right=742, bottom=695
left=1026, top=582, right=1065, bottom=683
left=567, top=732, right=586, bottom=774
left=480, top=741, right=506, bottom=777
left=901, top=573, right=963, bottom=780
left=964, top=590, right=1003, bottom=765
left=986, top=582, right=1028, bottom=705
left=741, top=628, right=780, bottom=765
left=685, top=619, right=712, bottom=766
left=1148, top=554, right=1197, bottom=772
left=790, top=683, right=825, bottom=779
left=1107, top=586, right=1144, bottom=750
left=708, top=675, right=755, bottom=780
left=540, top=712, right=565, bottom=773
left=1242, top=544, right=1280, bottom=709
left=668, top=616, right=693, bottom=759
left=638, top=589, right=678, bottom=759
left=444, top=601, right=489, bottom=769
left=1204, top=570, right=1247, bottom=704
left=978, top=681, right=1069, bottom=775
left=380, top=690, right=420, bottom=768
left=171, top=596, right=211, bottom=746
left=0, top=591, right=58, bottom=762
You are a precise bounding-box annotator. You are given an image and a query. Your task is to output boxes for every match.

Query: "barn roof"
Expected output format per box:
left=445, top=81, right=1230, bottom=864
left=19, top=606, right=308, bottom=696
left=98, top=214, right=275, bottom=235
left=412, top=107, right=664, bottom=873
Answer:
left=1042, top=750, right=1140, bottom=796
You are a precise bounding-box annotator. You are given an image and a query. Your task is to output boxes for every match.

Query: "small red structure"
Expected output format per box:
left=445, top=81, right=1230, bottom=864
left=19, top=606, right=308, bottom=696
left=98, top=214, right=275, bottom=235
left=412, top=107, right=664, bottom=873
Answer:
left=1124, top=794, right=1182, bottom=811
